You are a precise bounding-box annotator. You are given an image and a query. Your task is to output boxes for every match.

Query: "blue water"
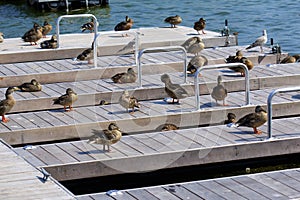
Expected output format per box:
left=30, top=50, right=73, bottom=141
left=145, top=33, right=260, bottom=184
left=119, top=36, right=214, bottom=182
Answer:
left=0, top=0, right=299, bottom=54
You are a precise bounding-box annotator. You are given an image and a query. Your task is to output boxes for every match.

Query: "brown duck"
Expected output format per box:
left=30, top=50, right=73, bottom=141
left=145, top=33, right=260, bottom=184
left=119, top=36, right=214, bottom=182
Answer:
left=53, top=88, right=78, bottom=112
left=226, top=50, right=254, bottom=77
left=194, top=18, right=206, bottom=34
left=81, top=18, right=95, bottom=33
left=76, top=42, right=94, bottom=64
left=119, top=90, right=140, bottom=114
left=164, top=15, right=182, bottom=28
left=182, top=36, right=205, bottom=55
left=111, top=68, right=137, bottom=83
left=22, top=23, right=43, bottom=45
left=211, top=75, right=228, bottom=106
left=15, top=79, right=42, bottom=92
left=187, top=55, right=208, bottom=75
left=0, top=87, right=17, bottom=123
left=235, top=105, right=267, bottom=134
left=40, top=34, right=57, bottom=49
left=161, top=74, right=188, bottom=104
left=114, top=16, right=134, bottom=36
left=161, top=123, right=179, bottom=131
left=224, top=113, right=236, bottom=124
left=42, top=21, right=52, bottom=38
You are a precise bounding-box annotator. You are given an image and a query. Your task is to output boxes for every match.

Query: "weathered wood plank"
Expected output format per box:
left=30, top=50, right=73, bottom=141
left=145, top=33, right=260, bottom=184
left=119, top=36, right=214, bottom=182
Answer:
left=146, top=186, right=181, bottom=200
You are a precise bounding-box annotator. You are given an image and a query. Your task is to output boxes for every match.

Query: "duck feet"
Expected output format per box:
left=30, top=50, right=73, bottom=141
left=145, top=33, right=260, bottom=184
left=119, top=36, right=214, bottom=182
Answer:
left=1, top=116, right=9, bottom=123
left=253, top=127, right=262, bottom=134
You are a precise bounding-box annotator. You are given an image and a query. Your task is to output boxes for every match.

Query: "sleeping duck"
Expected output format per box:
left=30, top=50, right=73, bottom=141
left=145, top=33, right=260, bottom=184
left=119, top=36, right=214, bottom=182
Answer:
left=182, top=36, right=205, bottom=55
left=226, top=50, right=254, bottom=77
left=235, top=105, right=267, bottom=134
left=15, top=79, right=42, bottom=92
left=111, top=68, right=137, bottom=83
left=0, top=87, right=17, bottom=123
left=164, top=15, right=182, bottom=28
left=211, top=75, right=228, bottom=106
left=224, top=113, right=236, bottom=124
left=161, top=74, right=188, bottom=104
left=280, top=54, right=300, bottom=64
left=40, top=34, right=57, bottom=49
left=53, top=88, right=78, bottom=112
left=114, top=16, right=134, bottom=36
left=0, top=32, right=4, bottom=43
left=88, top=123, right=122, bottom=152
left=119, top=90, right=140, bottom=114
left=76, top=42, right=94, bottom=64
left=161, top=123, right=179, bottom=131
left=42, top=21, right=52, bottom=38
left=194, top=18, right=206, bottom=34
left=22, top=23, right=43, bottom=45
left=187, top=55, right=208, bottom=75
left=81, top=18, right=95, bottom=33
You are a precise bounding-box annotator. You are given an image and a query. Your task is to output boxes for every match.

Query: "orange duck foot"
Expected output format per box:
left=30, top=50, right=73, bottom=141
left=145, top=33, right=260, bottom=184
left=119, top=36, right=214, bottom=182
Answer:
left=1, top=116, right=9, bottom=123
left=253, top=127, right=262, bottom=134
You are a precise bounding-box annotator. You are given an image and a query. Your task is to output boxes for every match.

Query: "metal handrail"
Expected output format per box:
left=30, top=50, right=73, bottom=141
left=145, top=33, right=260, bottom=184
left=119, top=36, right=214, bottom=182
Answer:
left=56, top=14, right=98, bottom=67
left=267, top=86, right=300, bottom=139
left=194, top=63, right=250, bottom=110
left=137, top=46, right=187, bottom=88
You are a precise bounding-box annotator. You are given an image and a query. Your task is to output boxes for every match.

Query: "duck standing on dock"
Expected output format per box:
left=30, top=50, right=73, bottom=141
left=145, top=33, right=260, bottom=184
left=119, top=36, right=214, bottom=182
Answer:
left=119, top=90, right=140, bottom=114
left=40, top=34, right=57, bottom=49
left=161, top=74, right=188, bottom=104
left=0, top=32, right=4, bottom=43
left=88, top=123, right=122, bottom=152
left=194, top=18, right=206, bottom=35
left=181, top=36, right=205, bottom=56
left=164, top=15, right=182, bottom=28
left=0, top=87, right=17, bottom=123
left=111, top=68, right=137, bottom=83
left=53, top=88, right=78, bottom=112
left=246, top=30, right=267, bottom=53
left=114, top=16, right=134, bottom=36
left=211, top=75, right=228, bottom=106
left=235, top=105, right=267, bottom=134
left=226, top=50, right=254, bottom=77
left=187, top=55, right=208, bottom=75
left=75, top=42, right=94, bottom=64
left=81, top=18, right=95, bottom=33
left=42, top=21, right=52, bottom=38
left=15, top=79, right=42, bottom=92
left=22, top=23, right=43, bottom=45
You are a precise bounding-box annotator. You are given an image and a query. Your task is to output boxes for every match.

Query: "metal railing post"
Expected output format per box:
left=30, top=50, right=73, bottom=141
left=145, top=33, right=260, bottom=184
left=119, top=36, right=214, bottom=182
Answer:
left=137, top=46, right=187, bottom=88
left=267, top=86, right=300, bottom=139
left=56, top=14, right=98, bottom=67
left=194, top=63, right=250, bottom=110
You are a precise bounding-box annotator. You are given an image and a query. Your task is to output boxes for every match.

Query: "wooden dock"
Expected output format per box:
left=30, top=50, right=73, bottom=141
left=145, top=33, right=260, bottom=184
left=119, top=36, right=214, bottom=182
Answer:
left=0, top=140, right=73, bottom=199
left=76, top=168, right=300, bottom=199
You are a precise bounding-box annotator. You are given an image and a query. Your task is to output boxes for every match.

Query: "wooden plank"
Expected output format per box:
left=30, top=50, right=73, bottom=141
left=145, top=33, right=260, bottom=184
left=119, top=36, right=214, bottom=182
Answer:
left=162, top=184, right=205, bottom=200
left=28, top=146, right=64, bottom=165
left=183, top=182, right=225, bottom=200
left=121, top=135, right=157, bottom=154
left=266, top=171, right=300, bottom=194
left=72, top=140, right=111, bottom=160
left=37, top=111, right=68, bottom=126
left=55, top=142, right=94, bottom=162
left=42, top=144, right=79, bottom=164
left=126, top=189, right=159, bottom=200
left=146, top=186, right=181, bottom=200
left=13, top=148, right=46, bottom=167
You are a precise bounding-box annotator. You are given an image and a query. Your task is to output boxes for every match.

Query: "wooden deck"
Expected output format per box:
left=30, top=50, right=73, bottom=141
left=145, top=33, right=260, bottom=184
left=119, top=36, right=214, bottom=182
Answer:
left=0, top=140, right=73, bottom=199
left=76, top=168, right=300, bottom=199
left=13, top=116, right=300, bottom=181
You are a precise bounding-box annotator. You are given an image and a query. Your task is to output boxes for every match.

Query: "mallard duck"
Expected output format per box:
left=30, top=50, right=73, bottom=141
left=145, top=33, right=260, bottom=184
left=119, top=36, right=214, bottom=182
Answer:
left=119, top=90, right=140, bottom=113
left=40, top=34, right=57, bottom=49
left=161, top=74, right=188, bottom=104
left=224, top=113, right=236, bottom=124
left=0, top=32, right=4, bottom=43
left=88, top=123, right=122, bottom=152
left=111, top=68, right=137, bottom=83
left=114, top=16, right=134, bottom=36
left=211, top=75, right=228, bottom=106
left=15, top=79, right=42, bottom=92
left=81, top=18, right=94, bottom=33
left=181, top=36, right=205, bottom=55
left=194, top=18, right=206, bottom=35
left=53, top=88, right=78, bottom=112
left=76, top=42, right=94, bottom=64
left=187, top=55, right=208, bottom=75
left=235, top=105, right=267, bottom=134
left=293, top=54, right=300, bottom=62
left=246, top=30, right=267, bottom=53
left=0, top=87, right=17, bottom=123
left=164, top=15, right=182, bottom=28
left=161, top=123, right=179, bottom=131
left=280, top=54, right=300, bottom=64
left=22, top=23, right=43, bottom=45
left=226, top=50, right=253, bottom=77
left=42, top=21, right=52, bottom=38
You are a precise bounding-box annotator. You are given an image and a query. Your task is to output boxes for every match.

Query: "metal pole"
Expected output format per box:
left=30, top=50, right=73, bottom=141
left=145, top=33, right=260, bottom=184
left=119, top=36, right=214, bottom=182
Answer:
left=194, top=63, right=250, bottom=110
left=137, top=46, right=187, bottom=88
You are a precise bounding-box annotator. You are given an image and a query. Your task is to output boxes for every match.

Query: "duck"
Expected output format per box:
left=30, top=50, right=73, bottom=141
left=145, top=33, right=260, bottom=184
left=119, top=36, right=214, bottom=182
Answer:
left=0, top=87, right=17, bottom=123
left=235, top=105, right=267, bottom=134
left=114, top=16, right=134, bottom=36
left=187, top=55, right=208, bottom=75
left=88, top=123, right=122, bottom=152
left=164, top=15, right=182, bottom=28
left=0, top=32, right=4, bottom=43
left=22, top=23, right=43, bottom=45
left=161, top=74, right=188, bottom=104
left=226, top=50, right=254, bottom=77
left=181, top=36, right=205, bottom=55
left=53, top=88, right=78, bottom=112
left=119, top=90, right=140, bottom=114
left=246, top=30, right=267, bottom=53
left=280, top=55, right=296, bottom=64
left=42, top=21, right=52, bottom=38
left=15, top=79, right=42, bottom=92
left=81, top=18, right=95, bottom=33
left=111, top=68, right=137, bottom=83
left=194, top=18, right=206, bottom=34
left=40, top=34, right=57, bottom=49
left=75, top=42, right=94, bottom=64
left=161, top=123, right=179, bottom=131
left=211, top=75, right=228, bottom=106
left=224, top=113, right=236, bottom=124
